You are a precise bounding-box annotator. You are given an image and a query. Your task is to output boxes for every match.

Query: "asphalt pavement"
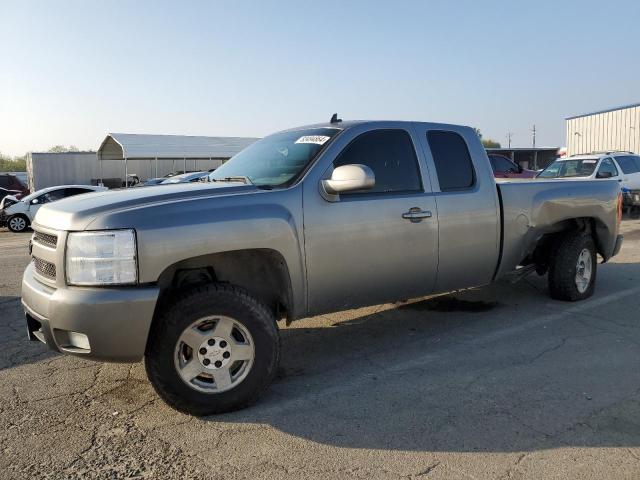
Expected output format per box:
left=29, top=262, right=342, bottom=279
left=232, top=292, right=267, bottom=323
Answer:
left=1, top=220, right=640, bottom=479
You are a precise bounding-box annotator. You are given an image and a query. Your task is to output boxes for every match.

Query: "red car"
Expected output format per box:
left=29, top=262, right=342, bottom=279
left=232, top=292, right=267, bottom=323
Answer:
left=488, top=154, right=537, bottom=179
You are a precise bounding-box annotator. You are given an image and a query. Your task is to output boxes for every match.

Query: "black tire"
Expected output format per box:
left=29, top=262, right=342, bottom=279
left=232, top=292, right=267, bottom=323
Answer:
left=145, top=283, right=280, bottom=416
left=7, top=214, right=29, bottom=233
left=548, top=231, right=597, bottom=301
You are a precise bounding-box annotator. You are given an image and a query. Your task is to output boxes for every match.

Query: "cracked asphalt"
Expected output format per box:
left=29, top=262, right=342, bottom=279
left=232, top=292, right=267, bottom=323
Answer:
left=1, top=220, right=640, bottom=479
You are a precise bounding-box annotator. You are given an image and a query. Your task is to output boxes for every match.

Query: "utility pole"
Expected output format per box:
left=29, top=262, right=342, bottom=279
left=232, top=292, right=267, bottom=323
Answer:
left=506, top=131, right=514, bottom=148
left=531, top=124, right=537, bottom=148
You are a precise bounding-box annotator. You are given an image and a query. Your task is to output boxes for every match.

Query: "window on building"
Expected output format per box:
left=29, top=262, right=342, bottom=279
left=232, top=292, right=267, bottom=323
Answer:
left=334, top=129, right=422, bottom=194
left=427, top=131, right=475, bottom=191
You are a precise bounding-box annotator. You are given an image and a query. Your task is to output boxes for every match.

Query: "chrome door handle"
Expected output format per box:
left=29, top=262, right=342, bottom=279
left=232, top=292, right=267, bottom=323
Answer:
left=402, top=208, right=432, bottom=222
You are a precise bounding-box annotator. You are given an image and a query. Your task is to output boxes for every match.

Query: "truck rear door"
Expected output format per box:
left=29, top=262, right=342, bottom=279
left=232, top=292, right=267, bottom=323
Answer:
left=302, top=123, right=439, bottom=315
left=413, top=124, right=501, bottom=292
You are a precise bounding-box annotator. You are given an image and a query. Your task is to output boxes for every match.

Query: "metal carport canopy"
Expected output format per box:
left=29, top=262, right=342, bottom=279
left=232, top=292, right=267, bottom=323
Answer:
left=97, top=133, right=258, bottom=161
left=97, top=133, right=258, bottom=185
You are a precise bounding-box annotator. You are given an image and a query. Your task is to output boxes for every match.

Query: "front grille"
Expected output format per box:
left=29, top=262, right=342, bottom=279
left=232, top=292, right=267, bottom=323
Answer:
left=33, top=256, right=56, bottom=280
left=33, top=231, right=58, bottom=248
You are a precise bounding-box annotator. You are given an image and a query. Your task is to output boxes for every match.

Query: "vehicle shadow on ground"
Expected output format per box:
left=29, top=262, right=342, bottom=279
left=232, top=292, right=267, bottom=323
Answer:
left=207, top=263, right=640, bottom=453
left=0, top=295, right=56, bottom=370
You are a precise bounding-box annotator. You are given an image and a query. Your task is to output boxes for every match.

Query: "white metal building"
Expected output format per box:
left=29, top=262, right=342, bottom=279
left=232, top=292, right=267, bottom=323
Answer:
left=27, top=134, right=258, bottom=191
left=27, top=152, right=103, bottom=192
left=566, top=102, right=640, bottom=156
left=97, top=133, right=258, bottom=182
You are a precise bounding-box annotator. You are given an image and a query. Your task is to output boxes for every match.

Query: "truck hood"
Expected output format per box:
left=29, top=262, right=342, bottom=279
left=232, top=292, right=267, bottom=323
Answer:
left=33, top=182, right=259, bottom=231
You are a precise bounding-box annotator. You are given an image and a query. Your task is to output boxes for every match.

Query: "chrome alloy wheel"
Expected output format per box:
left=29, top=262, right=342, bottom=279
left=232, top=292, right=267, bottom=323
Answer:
left=174, top=315, right=255, bottom=393
left=575, top=248, right=593, bottom=294
left=9, top=216, right=26, bottom=232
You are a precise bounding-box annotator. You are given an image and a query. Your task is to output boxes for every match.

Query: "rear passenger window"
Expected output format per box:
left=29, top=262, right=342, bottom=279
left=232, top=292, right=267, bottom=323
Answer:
left=615, top=155, right=640, bottom=174
left=334, top=129, right=422, bottom=194
left=491, top=155, right=517, bottom=173
left=64, top=188, right=92, bottom=197
left=427, top=131, right=475, bottom=191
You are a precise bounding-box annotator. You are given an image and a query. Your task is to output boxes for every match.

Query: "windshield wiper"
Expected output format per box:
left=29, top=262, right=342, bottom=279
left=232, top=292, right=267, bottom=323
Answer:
left=210, top=175, right=274, bottom=189
left=210, top=176, right=254, bottom=185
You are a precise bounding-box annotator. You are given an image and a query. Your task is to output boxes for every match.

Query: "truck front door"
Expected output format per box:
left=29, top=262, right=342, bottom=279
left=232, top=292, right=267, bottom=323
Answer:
left=302, top=124, right=439, bottom=315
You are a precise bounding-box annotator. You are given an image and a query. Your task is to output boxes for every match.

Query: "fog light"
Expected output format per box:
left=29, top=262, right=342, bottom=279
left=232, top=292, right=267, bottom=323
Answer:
left=68, top=332, right=90, bottom=350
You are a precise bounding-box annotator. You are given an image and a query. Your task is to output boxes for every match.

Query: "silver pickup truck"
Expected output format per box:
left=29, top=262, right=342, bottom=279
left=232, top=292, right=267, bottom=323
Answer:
left=22, top=119, right=623, bottom=415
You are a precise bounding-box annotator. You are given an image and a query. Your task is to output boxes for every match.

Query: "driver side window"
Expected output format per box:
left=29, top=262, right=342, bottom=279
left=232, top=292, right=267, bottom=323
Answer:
left=597, top=158, right=618, bottom=178
left=333, top=129, right=422, bottom=194
left=41, top=189, right=67, bottom=203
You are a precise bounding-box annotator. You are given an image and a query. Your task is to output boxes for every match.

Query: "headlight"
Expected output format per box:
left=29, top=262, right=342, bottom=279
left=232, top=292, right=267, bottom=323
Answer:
left=66, top=230, right=137, bottom=286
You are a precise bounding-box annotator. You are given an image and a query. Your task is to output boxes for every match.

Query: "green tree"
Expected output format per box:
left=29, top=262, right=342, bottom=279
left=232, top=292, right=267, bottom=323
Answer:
left=481, top=138, right=501, bottom=148
left=0, top=152, right=27, bottom=172
left=474, top=128, right=501, bottom=148
left=48, top=145, right=79, bottom=153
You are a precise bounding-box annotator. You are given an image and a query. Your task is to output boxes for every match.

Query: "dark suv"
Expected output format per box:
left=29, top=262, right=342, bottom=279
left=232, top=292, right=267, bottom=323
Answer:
left=0, top=173, right=29, bottom=197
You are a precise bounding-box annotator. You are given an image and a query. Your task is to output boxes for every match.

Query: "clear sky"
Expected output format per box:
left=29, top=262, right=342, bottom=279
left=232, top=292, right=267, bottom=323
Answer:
left=1, top=0, right=638, bottom=156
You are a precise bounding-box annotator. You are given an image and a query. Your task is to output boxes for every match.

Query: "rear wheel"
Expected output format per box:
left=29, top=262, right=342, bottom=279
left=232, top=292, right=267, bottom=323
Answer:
left=7, top=215, right=29, bottom=233
left=145, top=283, right=279, bottom=415
left=548, top=231, right=597, bottom=301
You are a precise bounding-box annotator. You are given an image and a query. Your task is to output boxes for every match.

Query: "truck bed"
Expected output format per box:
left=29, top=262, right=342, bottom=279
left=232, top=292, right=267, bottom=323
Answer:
left=495, top=178, right=621, bottom=279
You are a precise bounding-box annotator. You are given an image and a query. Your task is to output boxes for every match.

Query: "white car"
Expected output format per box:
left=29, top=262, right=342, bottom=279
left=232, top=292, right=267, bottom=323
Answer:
left=538, top=152, right=640, bottom=189
left=160, top=171, right=209, bottom=184
left=2, top=185, right=107, bottom=232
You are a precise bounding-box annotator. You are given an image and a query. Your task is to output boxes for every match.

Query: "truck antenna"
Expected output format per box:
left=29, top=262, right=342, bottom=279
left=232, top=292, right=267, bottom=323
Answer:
left=330, top=113, right=342, bottom=124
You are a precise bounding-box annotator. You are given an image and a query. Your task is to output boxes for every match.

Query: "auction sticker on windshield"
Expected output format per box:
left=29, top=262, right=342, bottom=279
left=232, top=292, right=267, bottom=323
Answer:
left=295, top=135, right=330, bottom=145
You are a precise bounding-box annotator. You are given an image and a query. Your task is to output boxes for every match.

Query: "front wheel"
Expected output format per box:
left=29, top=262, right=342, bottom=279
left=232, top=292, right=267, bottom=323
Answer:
left=548, top=231, right=597, bottom=301
left=145, top=283, right=279, bottom=416
left=7, top=215, right=29, bottom=233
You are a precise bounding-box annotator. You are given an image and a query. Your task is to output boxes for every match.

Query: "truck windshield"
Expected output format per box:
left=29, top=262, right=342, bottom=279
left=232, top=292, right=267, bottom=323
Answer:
left=537, top=159, right=599, bottom=178
left=209, top=128, right=341, bottom=187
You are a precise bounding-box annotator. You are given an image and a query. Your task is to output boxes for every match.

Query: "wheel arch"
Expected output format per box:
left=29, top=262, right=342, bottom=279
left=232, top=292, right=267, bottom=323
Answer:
left=526, top=216, right=612, bottom=274
left=155, top=248, right=295, bottom=323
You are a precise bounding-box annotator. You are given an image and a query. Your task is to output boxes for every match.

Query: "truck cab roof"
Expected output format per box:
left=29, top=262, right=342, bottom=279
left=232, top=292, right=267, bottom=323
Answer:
left=279, top=119, right=474, bottom=133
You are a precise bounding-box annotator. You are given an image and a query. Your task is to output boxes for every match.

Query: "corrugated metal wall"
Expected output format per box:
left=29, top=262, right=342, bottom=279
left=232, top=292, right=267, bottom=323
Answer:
left=27, top=152, right=225, bottom=191
left=566, top=105, right=640, bottom=156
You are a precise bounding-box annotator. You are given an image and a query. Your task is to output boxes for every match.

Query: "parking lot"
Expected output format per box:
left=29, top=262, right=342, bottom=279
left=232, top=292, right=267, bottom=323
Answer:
left=0, top=220, right=639, bottom=480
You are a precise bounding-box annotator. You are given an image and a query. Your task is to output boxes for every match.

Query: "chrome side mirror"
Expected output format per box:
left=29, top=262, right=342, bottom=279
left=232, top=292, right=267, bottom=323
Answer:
left=322, top=164, right=375, bottom=194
